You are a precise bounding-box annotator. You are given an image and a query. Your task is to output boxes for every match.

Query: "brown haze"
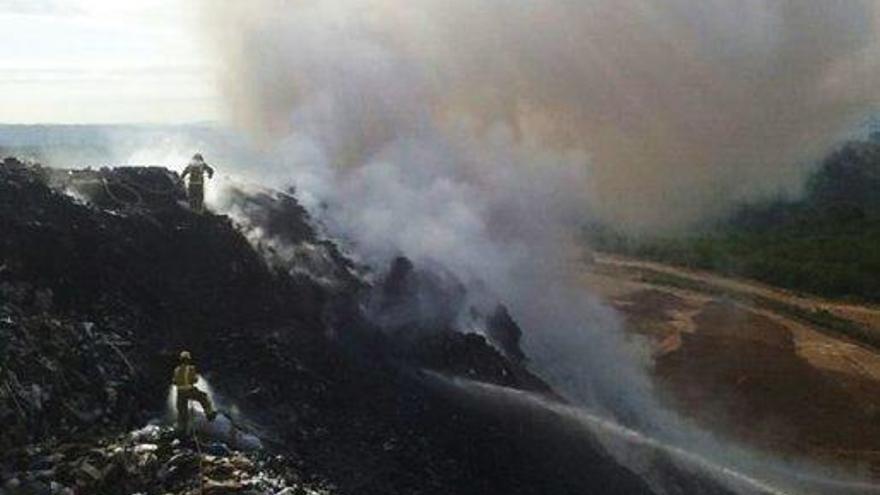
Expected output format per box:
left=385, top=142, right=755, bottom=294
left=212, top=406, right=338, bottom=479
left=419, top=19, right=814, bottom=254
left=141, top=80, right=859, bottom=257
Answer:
left=203, top=0, right=880, bottom=232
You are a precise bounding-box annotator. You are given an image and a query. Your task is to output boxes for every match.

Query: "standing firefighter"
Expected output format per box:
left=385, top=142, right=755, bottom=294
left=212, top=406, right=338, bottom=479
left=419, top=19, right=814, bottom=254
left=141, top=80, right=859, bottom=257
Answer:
left=173, top=351, right=217, bottom=434
left=180, top=153, right=215, bottom=213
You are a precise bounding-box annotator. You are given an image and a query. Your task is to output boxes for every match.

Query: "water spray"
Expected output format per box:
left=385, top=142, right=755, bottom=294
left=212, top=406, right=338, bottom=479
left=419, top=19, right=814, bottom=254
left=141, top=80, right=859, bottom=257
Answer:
left=431, top=373, right=880, bottom=495
left=167, top=378, right=263, bottom=451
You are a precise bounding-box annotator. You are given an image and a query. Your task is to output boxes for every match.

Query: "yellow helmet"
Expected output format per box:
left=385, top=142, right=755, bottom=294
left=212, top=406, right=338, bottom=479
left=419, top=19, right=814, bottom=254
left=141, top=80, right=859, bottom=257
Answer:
left=179, top=350, right=192, bottom=362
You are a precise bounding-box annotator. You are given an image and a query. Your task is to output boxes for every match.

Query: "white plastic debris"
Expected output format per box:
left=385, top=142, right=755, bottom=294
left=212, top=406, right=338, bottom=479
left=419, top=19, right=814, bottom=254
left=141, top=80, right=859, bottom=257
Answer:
left=130, top=424, right=161, bottom=442
left=133, top=443, right=158, bottom=454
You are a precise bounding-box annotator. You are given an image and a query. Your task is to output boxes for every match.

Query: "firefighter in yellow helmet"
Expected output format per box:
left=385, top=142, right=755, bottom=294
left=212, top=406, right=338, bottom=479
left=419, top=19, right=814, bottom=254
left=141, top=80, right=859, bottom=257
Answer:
left=180, top=153, right=215, bottom=213
left=173, top=350, right=217, bottom=434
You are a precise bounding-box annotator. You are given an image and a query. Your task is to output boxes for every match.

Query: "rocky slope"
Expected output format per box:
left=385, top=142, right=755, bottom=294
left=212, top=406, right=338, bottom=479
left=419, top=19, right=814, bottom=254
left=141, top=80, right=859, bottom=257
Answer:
left=0, top=158, right=655, bottom=494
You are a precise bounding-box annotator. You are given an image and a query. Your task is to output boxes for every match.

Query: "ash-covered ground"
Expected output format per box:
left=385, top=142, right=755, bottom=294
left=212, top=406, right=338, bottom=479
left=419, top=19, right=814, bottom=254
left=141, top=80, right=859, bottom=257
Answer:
left=0, top=157, right=661, bottom=495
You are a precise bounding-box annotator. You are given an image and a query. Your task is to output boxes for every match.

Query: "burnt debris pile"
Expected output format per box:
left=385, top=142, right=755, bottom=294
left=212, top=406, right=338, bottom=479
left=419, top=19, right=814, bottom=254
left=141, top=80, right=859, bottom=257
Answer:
left=0, top=157, right=654, bottom=494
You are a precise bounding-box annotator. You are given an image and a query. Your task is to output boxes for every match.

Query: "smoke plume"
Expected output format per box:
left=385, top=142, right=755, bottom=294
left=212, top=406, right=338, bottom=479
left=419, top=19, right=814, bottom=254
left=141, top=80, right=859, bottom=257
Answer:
left=199, top=0, right=880, bottom=420
left=196, top=3, right=880, bottom=489
left=205, top=0, right=880, bottom=232
left=197, top=3, right=880, bottom=490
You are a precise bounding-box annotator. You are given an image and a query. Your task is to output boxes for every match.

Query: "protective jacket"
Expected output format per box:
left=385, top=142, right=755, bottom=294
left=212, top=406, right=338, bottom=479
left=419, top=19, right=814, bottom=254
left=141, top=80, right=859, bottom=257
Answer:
left=181, top=160, right=214, bottom=184
left=173, top=364, right=198, bottom=391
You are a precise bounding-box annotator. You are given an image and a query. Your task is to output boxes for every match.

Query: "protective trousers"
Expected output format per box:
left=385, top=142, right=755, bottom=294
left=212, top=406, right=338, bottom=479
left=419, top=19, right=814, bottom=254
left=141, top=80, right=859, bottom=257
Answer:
left=176, top=386, right=214, bottom=433
left=187, top=182, right=205, bottom=213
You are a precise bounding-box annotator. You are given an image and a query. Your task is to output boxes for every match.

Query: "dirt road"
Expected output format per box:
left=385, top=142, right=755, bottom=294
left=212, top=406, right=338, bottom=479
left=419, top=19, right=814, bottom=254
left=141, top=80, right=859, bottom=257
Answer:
left=593, top=254, right=880, bottom=334
left=582, top=253, right=880, bottom=472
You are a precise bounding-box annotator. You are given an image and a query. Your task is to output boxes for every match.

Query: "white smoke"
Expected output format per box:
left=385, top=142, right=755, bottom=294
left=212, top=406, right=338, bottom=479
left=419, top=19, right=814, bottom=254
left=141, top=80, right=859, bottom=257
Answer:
left=320, top=124, right=657, bottom=422
left=199, top=0, right=667, bottom=426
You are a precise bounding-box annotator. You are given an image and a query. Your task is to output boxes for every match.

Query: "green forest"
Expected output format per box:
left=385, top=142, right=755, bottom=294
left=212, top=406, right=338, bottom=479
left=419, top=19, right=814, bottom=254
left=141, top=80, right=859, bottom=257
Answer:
left=589, top=137, right=880, bottom=302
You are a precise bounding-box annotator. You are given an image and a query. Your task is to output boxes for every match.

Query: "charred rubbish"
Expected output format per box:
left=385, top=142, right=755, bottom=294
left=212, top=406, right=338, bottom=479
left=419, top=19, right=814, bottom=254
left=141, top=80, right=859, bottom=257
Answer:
left=1, top=158, right=665, bottom=495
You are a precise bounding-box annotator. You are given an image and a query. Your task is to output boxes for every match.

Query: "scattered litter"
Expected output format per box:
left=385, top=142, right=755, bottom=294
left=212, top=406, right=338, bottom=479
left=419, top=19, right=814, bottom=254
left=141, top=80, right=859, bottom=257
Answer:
left=1, top=425, right=328, bottom=495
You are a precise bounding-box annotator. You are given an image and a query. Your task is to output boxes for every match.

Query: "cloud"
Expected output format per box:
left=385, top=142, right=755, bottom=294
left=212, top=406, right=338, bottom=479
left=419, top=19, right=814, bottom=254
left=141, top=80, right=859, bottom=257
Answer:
left=0, top=0, right=81, bottom=17
left=0, top=0, right=216, bottom=124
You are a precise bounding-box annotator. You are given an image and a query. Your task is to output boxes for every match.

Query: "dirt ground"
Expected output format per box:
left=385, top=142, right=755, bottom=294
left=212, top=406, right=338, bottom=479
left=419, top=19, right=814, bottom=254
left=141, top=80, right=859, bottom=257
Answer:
left=581, top=254, right=880, bottom=474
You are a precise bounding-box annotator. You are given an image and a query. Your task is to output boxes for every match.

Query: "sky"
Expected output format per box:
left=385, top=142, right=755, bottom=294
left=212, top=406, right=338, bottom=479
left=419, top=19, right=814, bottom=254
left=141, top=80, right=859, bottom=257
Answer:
left=0, top=0, right=218, bottom=124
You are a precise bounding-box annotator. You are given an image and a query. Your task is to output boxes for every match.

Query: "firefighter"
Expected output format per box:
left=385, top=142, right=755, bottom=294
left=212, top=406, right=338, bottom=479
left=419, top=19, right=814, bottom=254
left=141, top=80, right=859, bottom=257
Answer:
left=180, top=153, right=215, bottom=213
left=173, top=350, right=217, bottom=434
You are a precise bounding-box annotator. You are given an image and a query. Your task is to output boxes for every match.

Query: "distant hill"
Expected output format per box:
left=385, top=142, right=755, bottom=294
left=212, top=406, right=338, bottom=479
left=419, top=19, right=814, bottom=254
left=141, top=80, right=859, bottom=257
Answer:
left=0, top=124, right=234, bottom=168
left=589, top=137, right=880, bottom=302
